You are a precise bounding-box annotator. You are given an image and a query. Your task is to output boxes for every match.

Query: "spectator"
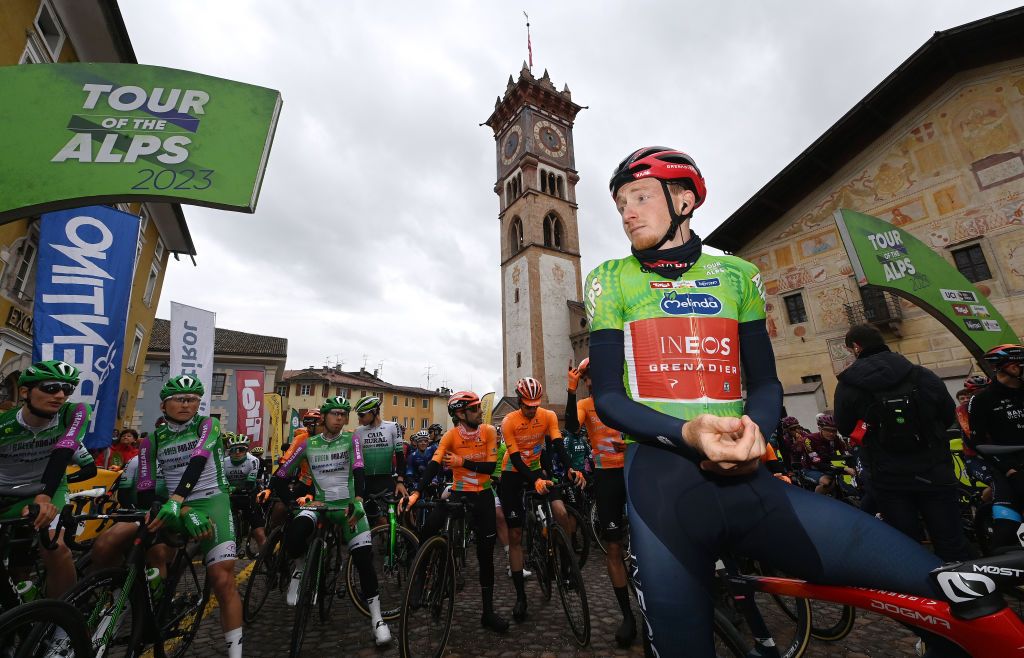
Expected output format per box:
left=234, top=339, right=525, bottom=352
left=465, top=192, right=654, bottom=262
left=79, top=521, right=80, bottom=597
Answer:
left=835, top=324, right=969, bottom=561
left=107, top=428, right=140, bottom=470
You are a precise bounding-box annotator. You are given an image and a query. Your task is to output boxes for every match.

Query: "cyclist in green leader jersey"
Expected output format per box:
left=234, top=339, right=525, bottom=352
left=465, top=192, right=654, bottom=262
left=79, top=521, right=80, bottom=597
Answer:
left=0, top=360, right=89, bottom=598
left=138, top=375, right=243, bottom=658
left=587, top=146, right=967, bottom=657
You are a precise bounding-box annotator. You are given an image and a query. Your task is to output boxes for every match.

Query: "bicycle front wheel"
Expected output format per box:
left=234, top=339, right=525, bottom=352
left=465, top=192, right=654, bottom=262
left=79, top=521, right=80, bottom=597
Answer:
left=3, top=598, right=94, bottom=658
left=346, top=523, right=419, bottom=620
left=155, top=544, right=211, bottom=658
left=712, top=608, right=747, bottom=658
left=290, top=537, right=324, bottom=658
left=400, top=534, right=455, bottom=658
left=525, top=516, right=552, bottom=601
left=244, top=525, right=284, bottom=623
left=61, top=566, right=143, bottom=657
left=319, top=527, right=344, bottom=622
left=564, top=504, right=591, bottom=570
left=550, top=525, right=590, bottom=646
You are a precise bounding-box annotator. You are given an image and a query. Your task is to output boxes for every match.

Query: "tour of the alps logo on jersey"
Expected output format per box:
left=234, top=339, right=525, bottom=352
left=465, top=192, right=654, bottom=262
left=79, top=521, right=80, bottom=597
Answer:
left=660, top=291, right=722, bottom=316
left=649, top=278, right=719, bottom=290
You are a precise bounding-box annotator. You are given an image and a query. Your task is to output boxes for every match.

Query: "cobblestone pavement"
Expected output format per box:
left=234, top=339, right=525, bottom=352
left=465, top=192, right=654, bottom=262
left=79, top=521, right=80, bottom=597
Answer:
left=178, top=547, right=963, bottom=657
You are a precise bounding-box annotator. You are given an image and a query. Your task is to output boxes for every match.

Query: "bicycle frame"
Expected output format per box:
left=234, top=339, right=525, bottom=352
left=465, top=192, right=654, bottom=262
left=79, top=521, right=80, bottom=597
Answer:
left=725, top=570, right=1024, bottom=657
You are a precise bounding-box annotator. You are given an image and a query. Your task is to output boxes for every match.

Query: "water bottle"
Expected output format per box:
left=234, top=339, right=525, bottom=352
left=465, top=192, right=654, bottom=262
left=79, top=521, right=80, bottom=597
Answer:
left=16, top=580, right=37, bottom=603
left=145, top=567, right=164, bottom=601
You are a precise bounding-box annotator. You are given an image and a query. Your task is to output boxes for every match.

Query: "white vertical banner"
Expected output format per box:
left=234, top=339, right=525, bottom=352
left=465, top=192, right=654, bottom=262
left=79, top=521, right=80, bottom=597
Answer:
left=169, top=302, right=216, bottom=416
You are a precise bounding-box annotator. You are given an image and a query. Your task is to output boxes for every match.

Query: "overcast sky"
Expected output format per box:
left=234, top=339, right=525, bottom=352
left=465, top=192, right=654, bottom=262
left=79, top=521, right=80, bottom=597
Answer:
left=120, top=1, right=1020, bottom=396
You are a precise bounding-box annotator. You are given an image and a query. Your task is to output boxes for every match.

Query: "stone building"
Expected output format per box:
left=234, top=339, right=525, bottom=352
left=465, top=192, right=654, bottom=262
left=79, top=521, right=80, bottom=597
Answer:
left=706, top=8, right=1024, bottom=423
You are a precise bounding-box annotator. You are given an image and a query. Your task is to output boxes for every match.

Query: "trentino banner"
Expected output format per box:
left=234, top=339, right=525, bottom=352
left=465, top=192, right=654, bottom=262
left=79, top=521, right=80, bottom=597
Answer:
left=0, top=63, right=281, bottom=222
left=236, top=369, right=266, bottom=449
left=169, top=302, right=216, bottom=415
left=834, top=208, right=1019, bottom=357
left=34, top=205, right=139, bottom=450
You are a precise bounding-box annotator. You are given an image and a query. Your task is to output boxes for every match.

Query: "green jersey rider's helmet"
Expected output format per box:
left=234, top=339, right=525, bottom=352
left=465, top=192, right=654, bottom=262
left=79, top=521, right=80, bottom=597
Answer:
left=18, top=360, right=80, bottom=387
left=160, top=374, right=204, bottom=400
left=353, top=395, right=382, bottom=415
left=227, top=433, right=250, bottom=449
left=321, top=396, right=352, bottom=415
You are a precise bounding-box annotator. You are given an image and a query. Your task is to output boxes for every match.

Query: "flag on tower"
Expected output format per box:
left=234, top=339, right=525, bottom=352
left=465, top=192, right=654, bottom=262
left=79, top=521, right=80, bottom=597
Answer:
left=524, top=11, right=533, bottom=69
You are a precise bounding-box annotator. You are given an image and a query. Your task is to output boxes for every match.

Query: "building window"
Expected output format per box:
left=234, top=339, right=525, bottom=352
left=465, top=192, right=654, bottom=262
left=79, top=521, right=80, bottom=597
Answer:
left=34, top=0, right=66, bottom=61
left=154, top=238, right=165, bottom=262
left=422, top=399, right=428, bottom=409
left=539, top=169, right=566, bottom=199
left=275, top=384, right=288, bottom=397
left=322, top=383, right=329, bottom=396
left=19, top=40, right=44, bottom=64
left=210, top=413, right=221, bottom=420
left=405, top=397, right=410, bottom=407
left=211, top=373, right=226, bottom=396
left=801, top=375, right=822, bottom=384
left=127, top=326, right=145, bottom=374
left=299, top=384, right=312, bottom=396
left=422, top=418, right=428, bottom=429
left=392, top=416, right=399, bottom=423
left=516, top=352, right=522, bottom=368
left=514, top=288, right=519, bottom=303
left=341, top=388, right=351, bottom=398
left=393, top=395, right=398, bottom=405
left=360, top=390, right=367, bottom=398
left=783, top=293, right=807, bottom=324
left=143, top=261, right=160, bottom=306
left=510, top=217, right=524, bottom=253
left=952, top=244, right=991, bottom=283
left=13, top=239, right=37, bottom=300
left=543, top=212, right=563, bottom=250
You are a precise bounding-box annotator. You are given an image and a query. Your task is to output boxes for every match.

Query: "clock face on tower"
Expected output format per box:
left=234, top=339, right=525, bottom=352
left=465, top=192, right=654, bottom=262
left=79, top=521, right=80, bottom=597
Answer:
left=501, top=125, right=523, bottom=166
left=533, top=119, right=567, bottom=158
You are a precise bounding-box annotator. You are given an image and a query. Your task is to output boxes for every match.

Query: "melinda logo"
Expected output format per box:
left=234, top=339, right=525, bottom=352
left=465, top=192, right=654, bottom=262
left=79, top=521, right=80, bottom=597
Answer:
left=661, top=292, right=722, bottom=316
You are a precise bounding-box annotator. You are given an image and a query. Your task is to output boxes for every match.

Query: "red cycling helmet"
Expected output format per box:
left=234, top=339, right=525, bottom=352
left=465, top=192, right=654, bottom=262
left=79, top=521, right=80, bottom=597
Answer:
left=963, top=374, right=991, bottom=392
left=447, top=390, right=480, bottom=415
left=515, top=377, right=544, bottom=407
left=609, top=146, right=707, bottom=207
left=983, top=344, right=1024, bottom=369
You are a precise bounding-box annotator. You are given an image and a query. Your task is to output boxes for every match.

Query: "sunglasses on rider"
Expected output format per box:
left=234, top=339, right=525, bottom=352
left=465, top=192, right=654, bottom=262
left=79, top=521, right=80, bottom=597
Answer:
left=165, top=395, right=201, bottom=405
left=37, top=382, right=75, bottom=396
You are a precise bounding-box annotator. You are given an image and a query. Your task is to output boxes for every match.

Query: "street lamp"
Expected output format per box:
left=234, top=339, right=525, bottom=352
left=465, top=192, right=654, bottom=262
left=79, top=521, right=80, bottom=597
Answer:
left=142, top=361, right=171, bottom=382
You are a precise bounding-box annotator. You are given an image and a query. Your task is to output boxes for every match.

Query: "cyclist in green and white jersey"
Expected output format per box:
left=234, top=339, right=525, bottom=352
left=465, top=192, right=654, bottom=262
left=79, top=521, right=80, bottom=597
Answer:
left=352, top=395, right=406, bottom=526
left=0, top=360, right=89, bottom=597
left=138, top=375, right=243, bottom=658
left=271, top=396, right=392, bottom=646
left=223, top=432, right=267, bottom=551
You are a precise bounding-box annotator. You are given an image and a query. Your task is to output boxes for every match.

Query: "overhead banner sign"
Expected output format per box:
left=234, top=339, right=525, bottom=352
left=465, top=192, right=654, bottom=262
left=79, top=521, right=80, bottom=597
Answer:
left=480, top=391, right=495, bottom=426
left=0, top=63, right=282, bottom=222
left=834, top=208, right=1019, bottom=358
left=236, top=370, right=266, bottom=449
left=34, top=205, right=139, bottom=450
left=169, top=302, right=215, bottom=415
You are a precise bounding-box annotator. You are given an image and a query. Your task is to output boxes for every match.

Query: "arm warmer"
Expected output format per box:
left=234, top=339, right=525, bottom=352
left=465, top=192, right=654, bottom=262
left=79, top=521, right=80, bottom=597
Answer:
left=394, top=448, right=406, bottom=477
left=589, top=329, right=697, bottom=457
left=738, top=319, right=784, bottom=440
left=462, top=460, right=497, bottom=475
left=564, top=392, right=580, bottom=434
left=354, top=467, right=366, bottom=499
left=508, top=451, right=539, bottom=484
left=40, top=448, right=75, bottom=497
left=173, top=455, right=209, bottom=499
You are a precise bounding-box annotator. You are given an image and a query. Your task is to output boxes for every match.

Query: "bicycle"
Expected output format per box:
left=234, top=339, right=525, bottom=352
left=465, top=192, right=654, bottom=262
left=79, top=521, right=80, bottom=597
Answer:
left=59, top=503, right=210, bottom=658
left=522, top=481, right=590, bottom=646
left=242, top=494, right=291, bottom=623
left=229, top=489, right=265, bottom=559
left=0, top=483, right=93, bottom=657
left=398, top=497, right=471, bottom=658
left=346, top=490, right=419, bottom=621
left=288, top=504, right=348, bottom=658
left=557, top=477, right=591, bottom=569
left=716, top=541, right=1024, bottom=657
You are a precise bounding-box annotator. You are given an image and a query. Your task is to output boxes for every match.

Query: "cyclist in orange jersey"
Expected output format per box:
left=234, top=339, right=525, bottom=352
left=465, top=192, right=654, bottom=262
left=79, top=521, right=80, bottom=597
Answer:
left=499, top=376, right=585, bottom=623
left=401, top=391, right=509, bottom=633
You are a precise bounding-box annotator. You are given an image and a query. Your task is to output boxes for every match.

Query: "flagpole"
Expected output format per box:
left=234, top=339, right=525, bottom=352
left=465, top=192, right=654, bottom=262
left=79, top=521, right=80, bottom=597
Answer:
left=523, top=11, right=532, bottom=71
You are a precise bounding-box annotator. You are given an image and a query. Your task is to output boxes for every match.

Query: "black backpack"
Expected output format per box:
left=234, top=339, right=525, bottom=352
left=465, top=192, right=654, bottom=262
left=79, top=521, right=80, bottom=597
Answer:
left=870, top=367, right=938, bottom=453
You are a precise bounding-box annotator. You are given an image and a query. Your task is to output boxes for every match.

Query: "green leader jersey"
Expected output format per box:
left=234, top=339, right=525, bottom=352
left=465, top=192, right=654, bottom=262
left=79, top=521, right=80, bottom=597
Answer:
left=584, top=252, right=766, bottom=430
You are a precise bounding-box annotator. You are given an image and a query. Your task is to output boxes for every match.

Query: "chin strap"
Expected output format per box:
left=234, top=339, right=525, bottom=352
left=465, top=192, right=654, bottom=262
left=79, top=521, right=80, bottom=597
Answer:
left=651, top=182, right=692, bottom=249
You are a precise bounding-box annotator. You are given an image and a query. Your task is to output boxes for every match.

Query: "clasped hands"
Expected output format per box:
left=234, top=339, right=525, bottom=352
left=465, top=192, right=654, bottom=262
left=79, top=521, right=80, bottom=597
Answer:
left=682, top=414, right=765, bottom=476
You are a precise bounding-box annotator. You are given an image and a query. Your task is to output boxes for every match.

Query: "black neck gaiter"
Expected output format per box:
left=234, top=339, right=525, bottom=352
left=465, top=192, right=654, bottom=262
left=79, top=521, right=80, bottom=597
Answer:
left=631, top=231, right=703, bottom=280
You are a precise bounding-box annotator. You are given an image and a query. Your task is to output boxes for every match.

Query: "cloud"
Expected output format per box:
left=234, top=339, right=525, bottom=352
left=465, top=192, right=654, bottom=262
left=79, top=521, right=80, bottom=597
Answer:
left=118, top=0, right=1020, bottom=396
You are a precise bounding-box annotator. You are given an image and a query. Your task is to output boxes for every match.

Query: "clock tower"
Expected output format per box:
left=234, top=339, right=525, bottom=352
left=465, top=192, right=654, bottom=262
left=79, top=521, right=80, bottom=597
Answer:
left=484, top=64, right=585, bottom=409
